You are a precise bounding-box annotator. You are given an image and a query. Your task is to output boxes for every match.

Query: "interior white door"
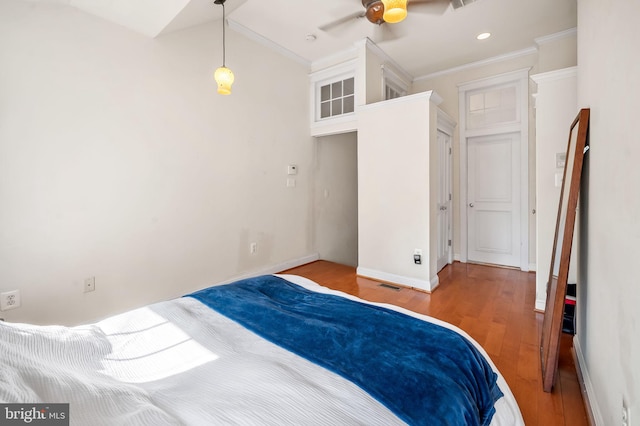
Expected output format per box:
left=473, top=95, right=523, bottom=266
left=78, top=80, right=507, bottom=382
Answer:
left=436, top=130, right=452, bottom=272
left=467, top=132, right=520, bottom=267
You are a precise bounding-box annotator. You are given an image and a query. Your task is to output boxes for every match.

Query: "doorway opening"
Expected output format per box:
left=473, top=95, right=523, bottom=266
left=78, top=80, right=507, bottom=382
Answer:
left=458, top=69, right=530, bottom=270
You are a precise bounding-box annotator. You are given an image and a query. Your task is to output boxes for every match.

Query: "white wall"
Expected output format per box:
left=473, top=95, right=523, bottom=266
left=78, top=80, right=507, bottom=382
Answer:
left=576, top=1, right=640, bottom=424
left=357, top=92, right=439, bottom=290
left=0, top=0, right=315, bottom=325
left=530, top=67, right=577, bottom=310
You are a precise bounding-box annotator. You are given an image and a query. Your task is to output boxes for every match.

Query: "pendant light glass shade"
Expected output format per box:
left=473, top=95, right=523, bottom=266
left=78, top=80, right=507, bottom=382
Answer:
left=381, top=0, right=407, bottom=23
left=215, top=66, right=234, bottom=95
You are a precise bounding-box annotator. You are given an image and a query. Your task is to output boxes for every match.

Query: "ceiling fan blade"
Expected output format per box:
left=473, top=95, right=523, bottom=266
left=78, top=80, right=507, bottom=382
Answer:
left=319, top=11, right=365, bottom=32
left=450, top=0, right=479, bottom=9
left=408, top=0, right=450, bottom=15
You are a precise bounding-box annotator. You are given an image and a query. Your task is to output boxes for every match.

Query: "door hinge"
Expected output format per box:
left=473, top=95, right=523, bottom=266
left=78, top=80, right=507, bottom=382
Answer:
left=449, top=147, right=452, bottom=154
left=449, top=193, right=452, bottom=201
left=448, top=239, right=451, bottom=246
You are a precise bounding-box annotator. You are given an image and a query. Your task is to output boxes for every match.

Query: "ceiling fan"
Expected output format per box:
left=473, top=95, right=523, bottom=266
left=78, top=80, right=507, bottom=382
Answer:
left=319, top=0, right=477, bottom=32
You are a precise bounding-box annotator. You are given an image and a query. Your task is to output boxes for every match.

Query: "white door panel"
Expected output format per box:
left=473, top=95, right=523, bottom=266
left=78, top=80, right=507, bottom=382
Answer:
left=467, top=133, right=520, bottom=267
left=436, top=130, right=452, bottom=272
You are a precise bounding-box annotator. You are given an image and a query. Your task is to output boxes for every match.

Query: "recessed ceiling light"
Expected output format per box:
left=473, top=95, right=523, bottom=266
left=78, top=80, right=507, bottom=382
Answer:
left=476, top=32, right=491, bottom=40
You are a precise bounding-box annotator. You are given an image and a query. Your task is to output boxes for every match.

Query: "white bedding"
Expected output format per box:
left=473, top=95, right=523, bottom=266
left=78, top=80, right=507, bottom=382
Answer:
left=0, top=274, right=524, bottom=425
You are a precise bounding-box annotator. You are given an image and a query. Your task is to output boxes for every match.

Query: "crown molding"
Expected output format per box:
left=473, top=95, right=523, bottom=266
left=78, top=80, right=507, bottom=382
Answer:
left=530, top=66, right=577, bottom=84
left=535, top=27, right=577, bottom=46
left=415, top=46, right=537, bottom=82
left=310, top=45, right=359, bottom=73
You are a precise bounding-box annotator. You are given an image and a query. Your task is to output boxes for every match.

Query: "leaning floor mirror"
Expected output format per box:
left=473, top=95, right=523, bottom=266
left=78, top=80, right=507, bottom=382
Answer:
left=540, top=108, right=590, bottom=393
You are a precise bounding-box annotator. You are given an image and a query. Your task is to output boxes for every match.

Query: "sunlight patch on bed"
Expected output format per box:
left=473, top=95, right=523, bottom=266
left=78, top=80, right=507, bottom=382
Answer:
left=97, top=307, right=218, bottom=383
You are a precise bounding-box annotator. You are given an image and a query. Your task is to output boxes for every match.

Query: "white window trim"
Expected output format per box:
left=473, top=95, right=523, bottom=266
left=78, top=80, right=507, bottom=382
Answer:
left=381, top=64, right=410, bottom=100
left=309, top=60, right=358, bottom=136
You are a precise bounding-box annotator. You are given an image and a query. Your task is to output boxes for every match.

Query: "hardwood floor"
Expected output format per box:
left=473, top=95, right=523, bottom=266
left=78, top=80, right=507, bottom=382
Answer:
left=280, top=260, right=589, bottom=426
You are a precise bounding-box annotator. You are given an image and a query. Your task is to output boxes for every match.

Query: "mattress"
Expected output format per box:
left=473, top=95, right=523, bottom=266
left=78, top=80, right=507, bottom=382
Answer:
left=0, top=274, right=524, bottom=425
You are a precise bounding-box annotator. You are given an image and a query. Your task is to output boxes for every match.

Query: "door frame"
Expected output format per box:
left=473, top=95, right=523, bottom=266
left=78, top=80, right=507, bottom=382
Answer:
left=458, top=68, right=530, bottom=271
left=437, top=109, right=456, bottom=271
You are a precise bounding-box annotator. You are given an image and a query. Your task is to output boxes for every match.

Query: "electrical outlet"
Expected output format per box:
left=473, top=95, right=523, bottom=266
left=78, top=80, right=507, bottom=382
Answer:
left=84, top=277, right=96, bottom=293
left=250, top=242, right=257, bottom=254
left=623, top=398, right=630, bottom=426
left=414, top=248, right=422, bottom=264
left=0, top=290, right=21, bottom=311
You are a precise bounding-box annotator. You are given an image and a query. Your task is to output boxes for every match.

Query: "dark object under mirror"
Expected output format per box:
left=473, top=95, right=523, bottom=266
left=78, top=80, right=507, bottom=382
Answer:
left=540, top=108, right=590, bottom=393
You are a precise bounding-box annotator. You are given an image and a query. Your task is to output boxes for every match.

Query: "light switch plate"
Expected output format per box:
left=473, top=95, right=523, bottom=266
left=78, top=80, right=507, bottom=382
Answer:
left=555, top=172, right=563, bottom=187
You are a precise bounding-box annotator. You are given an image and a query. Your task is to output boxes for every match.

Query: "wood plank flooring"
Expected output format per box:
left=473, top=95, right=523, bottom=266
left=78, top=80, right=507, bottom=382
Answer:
left=280, top=260, right=588, bottom=426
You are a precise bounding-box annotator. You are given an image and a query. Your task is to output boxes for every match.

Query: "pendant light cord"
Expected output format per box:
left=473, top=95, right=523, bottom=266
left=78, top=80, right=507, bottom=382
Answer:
left=221, top=1, right=226, bottom=67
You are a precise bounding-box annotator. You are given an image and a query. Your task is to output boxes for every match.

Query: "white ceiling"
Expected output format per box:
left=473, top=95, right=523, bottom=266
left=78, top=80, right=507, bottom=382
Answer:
left=26, top=0, right=577, bottom=78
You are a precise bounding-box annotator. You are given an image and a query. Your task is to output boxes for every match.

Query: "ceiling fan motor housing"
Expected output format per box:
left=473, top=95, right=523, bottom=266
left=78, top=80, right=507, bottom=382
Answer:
left=362, top=0, right=385, bottom=25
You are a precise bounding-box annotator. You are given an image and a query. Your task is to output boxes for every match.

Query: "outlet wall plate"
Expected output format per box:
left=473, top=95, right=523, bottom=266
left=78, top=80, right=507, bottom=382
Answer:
left=0, top=290, right=21, bottom=311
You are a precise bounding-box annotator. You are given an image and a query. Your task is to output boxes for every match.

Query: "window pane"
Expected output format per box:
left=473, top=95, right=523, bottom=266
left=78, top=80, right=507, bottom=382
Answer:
left=316, top=76, right=356, bottom=121
left=467, top=85, right=517, bottom=129
left=484, top=90, right=501, bottom=109
left=331, top=99, right=342, bottom=116
left=331, top=81, right=342, bottom=98
left=501, top=108, right=517, bottom=123
left=321, top=85, right=330, bottom=102
left=320, top=101, right=331, bottom=118
left=343, top=77, right=354, bottom=95
left=468, top=111, right=484, bottom=128
left=469, top=93, right=484, bottom=112
left=501, top=87, right=517, bottom=108
left=343, top=95, right=354, bottom=113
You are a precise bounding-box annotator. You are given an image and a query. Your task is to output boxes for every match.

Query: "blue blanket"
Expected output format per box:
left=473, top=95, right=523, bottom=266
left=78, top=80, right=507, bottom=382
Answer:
left=186, top=275, right=502, bottom=426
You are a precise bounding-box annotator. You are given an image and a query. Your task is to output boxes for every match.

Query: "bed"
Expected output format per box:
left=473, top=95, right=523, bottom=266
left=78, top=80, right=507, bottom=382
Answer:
left=0, top=274, right=524, bottom=425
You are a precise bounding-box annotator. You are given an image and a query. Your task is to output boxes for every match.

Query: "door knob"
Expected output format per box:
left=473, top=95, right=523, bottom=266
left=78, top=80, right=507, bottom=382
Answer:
left=469, top=203, right=474, bottom=207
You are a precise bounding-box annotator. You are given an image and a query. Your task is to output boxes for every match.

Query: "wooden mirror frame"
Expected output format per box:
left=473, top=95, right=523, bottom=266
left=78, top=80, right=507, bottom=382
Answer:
left=540, top=108, right=590, bottom=392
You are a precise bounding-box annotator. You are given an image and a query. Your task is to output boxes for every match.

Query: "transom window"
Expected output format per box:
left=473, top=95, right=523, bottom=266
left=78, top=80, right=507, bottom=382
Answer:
left=319, top=77, right=355, bottom=119
left=466, top=85, right=517, bottom=129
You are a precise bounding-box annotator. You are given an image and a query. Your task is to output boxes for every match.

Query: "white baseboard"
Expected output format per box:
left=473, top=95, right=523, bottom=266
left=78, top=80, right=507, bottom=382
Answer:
left=356, top=267, right=434, bottom=292
left=528, top=263, right=536, bottom=271
left=219, top=253, right=320, bottom=285
left=535, top=298, right=546, bottom=312
left=573, top=335, right=603, bottom=425
left=430, top=274, right=440, bottom=291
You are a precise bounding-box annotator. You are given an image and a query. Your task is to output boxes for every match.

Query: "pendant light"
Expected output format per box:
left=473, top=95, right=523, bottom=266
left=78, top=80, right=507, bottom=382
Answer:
left=381, top=0, right=408, bottom=23
left=214, top=0, right=234, bottom=95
